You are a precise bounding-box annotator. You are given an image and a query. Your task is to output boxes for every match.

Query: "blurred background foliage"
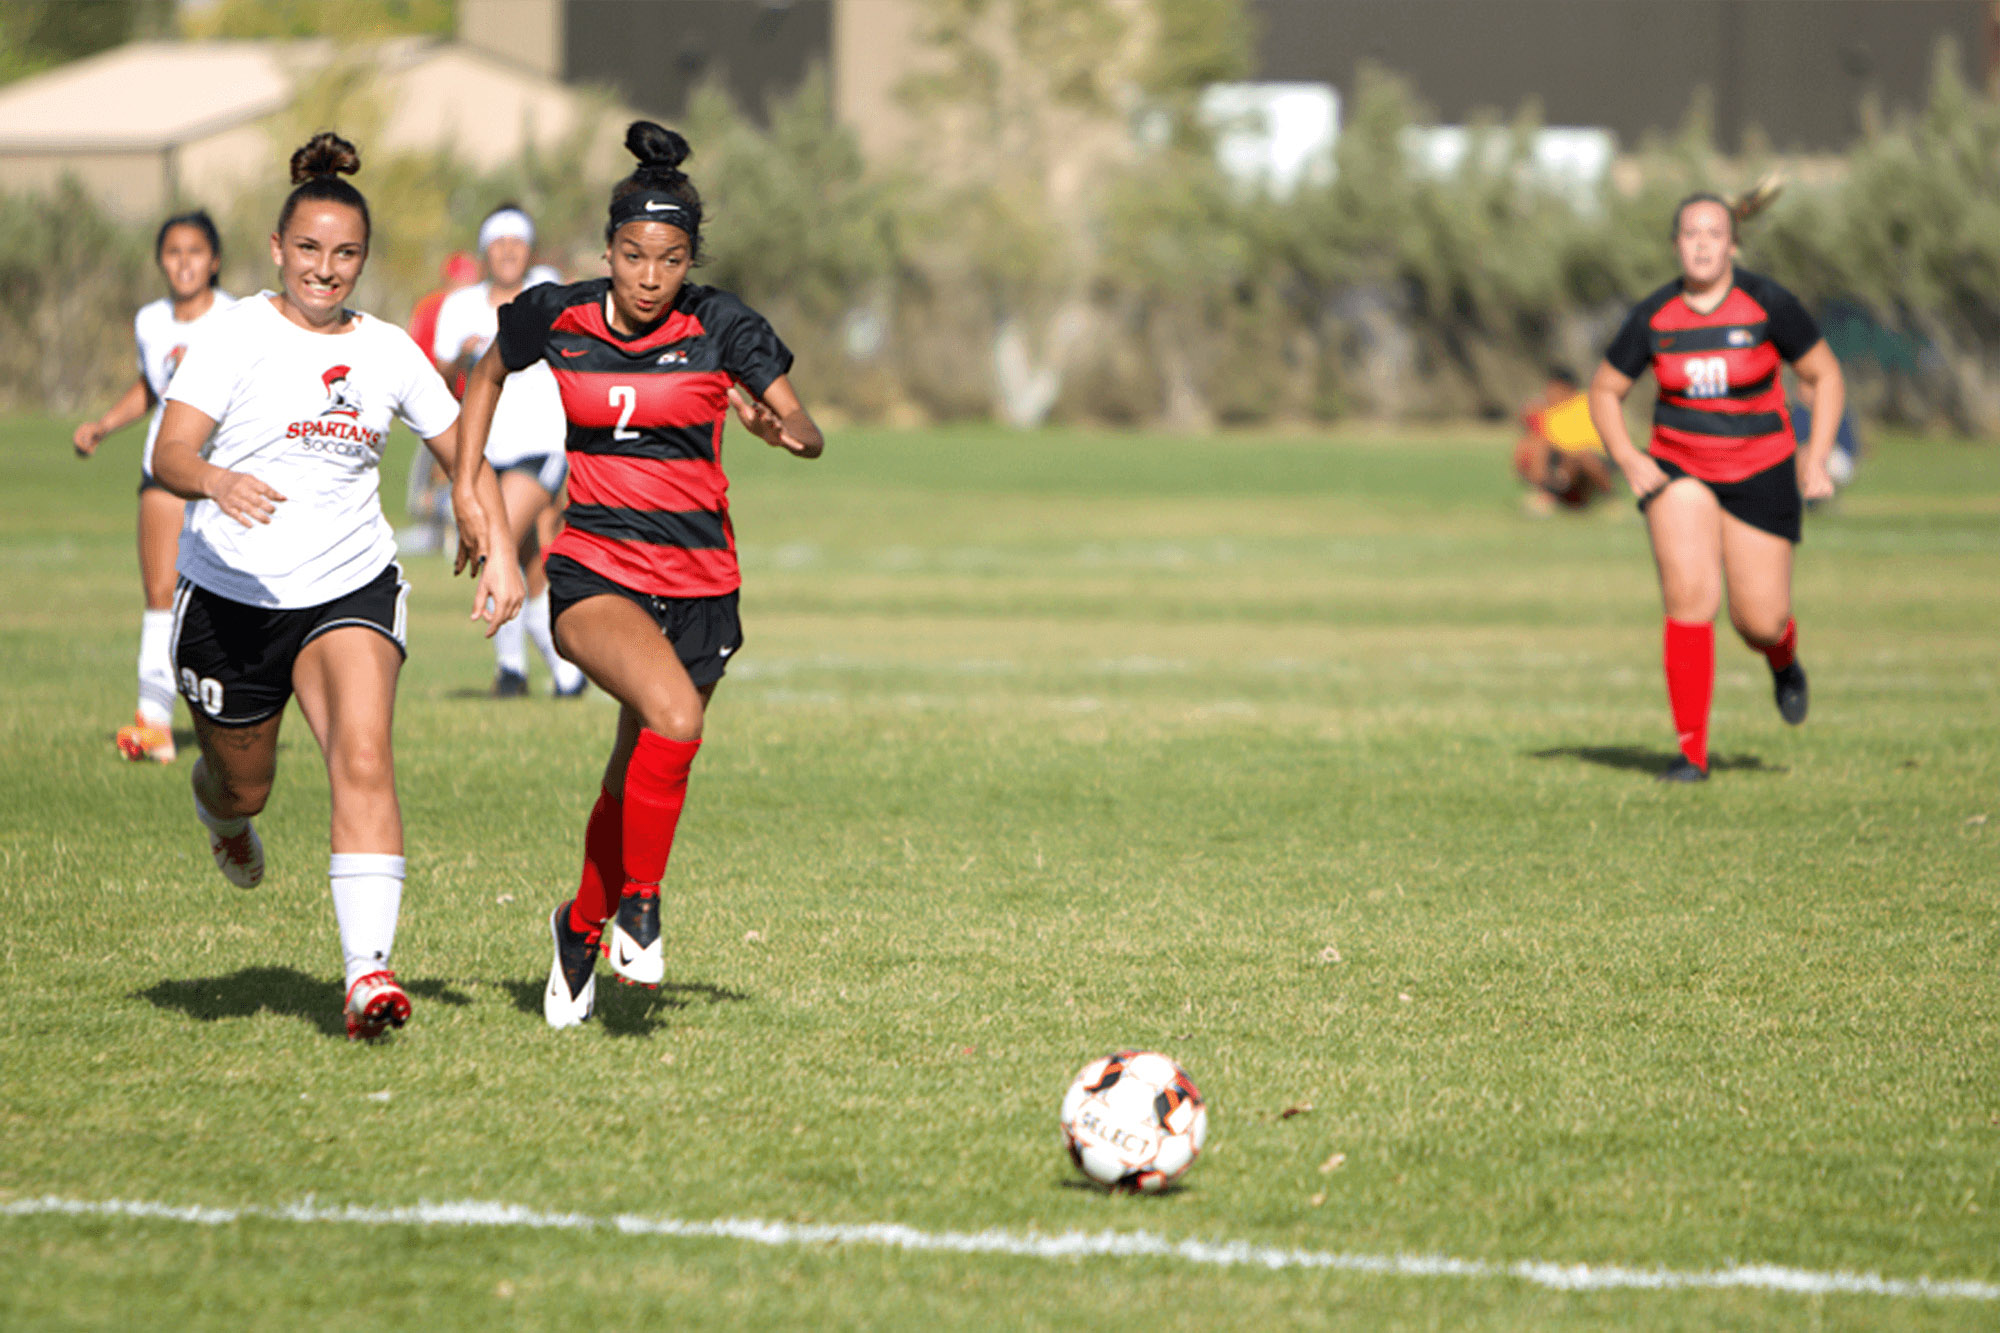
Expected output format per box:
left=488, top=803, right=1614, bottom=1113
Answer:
left=1, top=0, right=1996, bottom=433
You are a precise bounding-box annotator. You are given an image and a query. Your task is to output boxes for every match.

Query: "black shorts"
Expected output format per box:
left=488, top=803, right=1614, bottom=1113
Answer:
left=1638, top=454, right=1802, bottom=544
left=171, top=562, right=409, bottom=727
left=495, top=452, right=568, bottom=494
left=544, top=553, right=743, bottom=688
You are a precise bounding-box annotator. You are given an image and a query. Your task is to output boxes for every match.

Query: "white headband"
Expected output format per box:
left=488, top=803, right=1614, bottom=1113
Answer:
left=478, top=208, right=534, bottom=253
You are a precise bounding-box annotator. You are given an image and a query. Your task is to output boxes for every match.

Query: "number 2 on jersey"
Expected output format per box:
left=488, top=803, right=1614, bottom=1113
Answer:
left=1684, top=356, right=1729, bottom=399
left=608, top=385, right=640, bottom=440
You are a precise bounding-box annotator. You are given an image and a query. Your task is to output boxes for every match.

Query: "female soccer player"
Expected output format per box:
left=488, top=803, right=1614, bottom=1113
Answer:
left=432, top=203, right=585, bottom=698
left=151, top=133, right=521, bottom=1039
left=457, top=121, right=824, bottom=1028
left=1588, top=192, right=1845, bottom=782
left=73, top=212, right=236, bottom=763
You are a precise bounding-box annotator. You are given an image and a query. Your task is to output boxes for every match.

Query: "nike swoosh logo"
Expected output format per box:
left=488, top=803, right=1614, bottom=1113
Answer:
left=643, top=201, right=680, bottom=213
left=558, top=347, right=587, bottom=357
left=617, top=943, right=634, bottom=966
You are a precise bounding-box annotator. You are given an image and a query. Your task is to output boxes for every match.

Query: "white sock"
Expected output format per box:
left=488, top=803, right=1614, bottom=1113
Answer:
left=330, top=853, right=405, bottom=989
left=138, top=609, right=176, bottom=726
left=193, top=787, right=247, bottom=838
left=523, top=590, right=584, bottom=689
left=493, top=610, right=528, bottom=676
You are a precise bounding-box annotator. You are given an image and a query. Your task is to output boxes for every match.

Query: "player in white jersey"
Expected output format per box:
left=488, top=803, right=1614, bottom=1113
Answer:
left=151, top=133, right=521, bottom=1041
left=72, top=211, right=236, bottom=764
left=433, top=204, right=586, bottom=699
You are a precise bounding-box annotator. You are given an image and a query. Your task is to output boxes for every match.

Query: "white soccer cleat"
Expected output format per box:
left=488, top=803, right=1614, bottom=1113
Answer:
left=344, top=970, right=411, bottom=1041
left=606, top=888, right=663, bottom=987
left=206, top=819, right=264, bottom=889
left=544, top=902, right=598, bottom=1029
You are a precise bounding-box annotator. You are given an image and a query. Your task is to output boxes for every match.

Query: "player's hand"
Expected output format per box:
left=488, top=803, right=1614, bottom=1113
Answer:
left=1619, top=455, right=1671, bottom=508
left=72, top=421, right=105, bottom=457
left=1798, top=456, right=1835, bottom=503
left=471, top=553, right=525, bottom=639
left=208, top=469, right=285, bottom=525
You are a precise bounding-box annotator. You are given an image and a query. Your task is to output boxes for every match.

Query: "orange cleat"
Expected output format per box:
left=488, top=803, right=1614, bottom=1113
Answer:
left=116, top=713, right=176, bottom=763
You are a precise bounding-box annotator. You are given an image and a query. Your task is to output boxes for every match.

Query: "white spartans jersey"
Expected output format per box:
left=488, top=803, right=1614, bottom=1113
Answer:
left=431, top=275, right=564, bottom=468
left=134, top=290, right=236, bottom=476
left=168, top=293, right=461, bottom=609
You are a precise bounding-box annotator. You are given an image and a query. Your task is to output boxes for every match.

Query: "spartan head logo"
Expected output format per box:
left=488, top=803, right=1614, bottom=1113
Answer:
left=321, top=364, right=361, bottom=418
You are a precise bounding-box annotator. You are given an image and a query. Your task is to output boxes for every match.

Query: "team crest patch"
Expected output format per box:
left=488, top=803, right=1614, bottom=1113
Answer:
left=1727, top=329, right=1753, bottom=347
left=321, top=365, right=362, bottom=418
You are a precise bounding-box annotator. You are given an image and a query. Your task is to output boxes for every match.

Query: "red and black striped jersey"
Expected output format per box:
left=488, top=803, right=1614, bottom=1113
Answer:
left=1604, top=269, right=1821, bottom=483
left=496, top=278, right=793, bottom=597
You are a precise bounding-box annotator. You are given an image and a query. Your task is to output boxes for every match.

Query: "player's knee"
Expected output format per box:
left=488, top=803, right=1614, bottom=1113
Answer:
left=217, top=773, right=273, bottom=815
left=640, top=698, right=704, bottom=743
left=331, top=740, right=395, bottom=794
left=1732, top=610, right=1789, bottom=648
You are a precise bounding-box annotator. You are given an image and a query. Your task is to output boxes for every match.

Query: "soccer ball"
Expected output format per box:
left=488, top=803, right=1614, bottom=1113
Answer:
left=1059, top=1050, right=1207, bottom=1192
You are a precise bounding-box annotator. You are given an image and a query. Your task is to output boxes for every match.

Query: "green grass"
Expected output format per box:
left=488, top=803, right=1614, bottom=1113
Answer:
left=2, top=415, right=1997, bottom=1330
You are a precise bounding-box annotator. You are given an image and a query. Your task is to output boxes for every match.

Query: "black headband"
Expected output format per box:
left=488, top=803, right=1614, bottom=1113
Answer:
left=608, top=189, right=699, bottom=238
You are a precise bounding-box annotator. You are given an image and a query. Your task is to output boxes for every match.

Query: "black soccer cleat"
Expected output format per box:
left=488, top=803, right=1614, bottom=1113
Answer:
left=1772, top=661, right=1809, bottom=726
left=607, top=886, right=664, bottom=987
left=491, top=668, right=529, bottom=699
left=544, top=901, right=599, bottom=1028
left=1658, top=756, right=1709, bottom=783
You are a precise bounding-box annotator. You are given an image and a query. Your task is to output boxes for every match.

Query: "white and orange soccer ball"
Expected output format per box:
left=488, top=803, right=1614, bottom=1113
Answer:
left=1059, top=1050, right=1208, bottom=1192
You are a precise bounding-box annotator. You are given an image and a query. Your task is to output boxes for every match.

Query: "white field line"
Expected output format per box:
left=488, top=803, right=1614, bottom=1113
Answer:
left=3, top=1195, right=1997, bottom=1303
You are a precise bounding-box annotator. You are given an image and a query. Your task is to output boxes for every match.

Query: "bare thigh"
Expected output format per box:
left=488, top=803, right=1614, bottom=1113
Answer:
left=191, top=711, right=282, bottom=818
left=1720, top=512, right=1794, bottom=644
left=498, top=468, right=554, bottom=596
left=1644, top=479, right=1724, bottom=622
left=138, top=487, right=185, bottom=610
left=554, top=594, right=706, bottom=737
left=292, top=626, right=405, bottom=855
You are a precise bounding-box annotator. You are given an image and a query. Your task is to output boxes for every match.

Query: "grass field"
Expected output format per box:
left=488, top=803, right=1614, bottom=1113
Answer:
left=2, top=413, right=1996, bottom=1330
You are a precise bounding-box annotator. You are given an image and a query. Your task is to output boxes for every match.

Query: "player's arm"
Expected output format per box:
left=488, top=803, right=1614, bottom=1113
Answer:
left=1789, top=341, right=1845, bottom=502
left=151, top=400, right=286, bottom=526
left=432, top=348, right=522, bottom=633
left=1588, top=362, right=1666, bottom=501
left=728, top=376, right=823, bottom=459
left=71, top=378, right=154, bottom=456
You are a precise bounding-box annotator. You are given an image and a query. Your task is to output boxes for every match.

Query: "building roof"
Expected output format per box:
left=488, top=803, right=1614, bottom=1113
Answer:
left=0, top=39, right=427, bottom=153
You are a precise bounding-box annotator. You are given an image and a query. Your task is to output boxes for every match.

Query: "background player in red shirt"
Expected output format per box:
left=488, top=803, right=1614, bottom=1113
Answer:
left=457, top=121, right=824, bottom=1027
left=1588, top=192, right=1845, bottom=782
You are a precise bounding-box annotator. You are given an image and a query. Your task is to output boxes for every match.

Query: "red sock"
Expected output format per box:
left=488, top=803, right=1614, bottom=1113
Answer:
left=1663, top=617, right=1713, bottom=771
left=1752, top=618, right=1797, bottom=672
left=570, top=787, right=623, bottom=934
left=622, top=730, right=701, bottom=894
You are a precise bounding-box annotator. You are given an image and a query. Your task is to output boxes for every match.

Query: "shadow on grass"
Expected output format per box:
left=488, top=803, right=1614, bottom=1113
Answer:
left=1529, top=745, right=1787, bottom=777
left=137, top=968, right=471, bottom=1039
left=499, top=975, right=750, bottom=1037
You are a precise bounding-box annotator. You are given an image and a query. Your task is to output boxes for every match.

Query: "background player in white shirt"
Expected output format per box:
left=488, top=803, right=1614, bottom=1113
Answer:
left=71, top=211, right=236, bottom=764
left=433, top=204, right=585, bottom=698
left=152, top=133, right=522, bottom=1041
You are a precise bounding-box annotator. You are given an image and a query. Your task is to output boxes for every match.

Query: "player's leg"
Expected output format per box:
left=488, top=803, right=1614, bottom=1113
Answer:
left=293, top=619, right=409, bottom=1040
left=118, top=486, right=187, bottom=762
left=1644, top=479, right=1724, bottom=779
left=509, top=465, right=586, bottom=697
left=176, top=583, right=283, bottom=887
left=488, top=466, right=542, bottom=697
left=189, top=711, right=280, bottom=888
left=1721, top=510, right=1807, bottom=724
left=553, top=594, right=708, bottom=990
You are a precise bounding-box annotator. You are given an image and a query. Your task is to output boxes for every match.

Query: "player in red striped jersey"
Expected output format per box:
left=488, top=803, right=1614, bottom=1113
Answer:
left=457, top=121, right=825, bottom=1026
left=1588, top=191, right=1845, bottom=782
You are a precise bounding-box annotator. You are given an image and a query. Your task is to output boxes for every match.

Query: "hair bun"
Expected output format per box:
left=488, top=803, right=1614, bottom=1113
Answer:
left=625, top=120, right=691, bottom=173
left=289, top=131, right=361, bottom=186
